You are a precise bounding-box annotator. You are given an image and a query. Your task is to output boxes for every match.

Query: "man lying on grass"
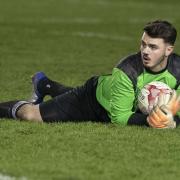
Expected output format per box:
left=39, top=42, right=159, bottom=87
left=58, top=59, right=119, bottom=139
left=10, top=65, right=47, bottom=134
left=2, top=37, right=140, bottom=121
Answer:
left=0, top=19, right=180, bottom=129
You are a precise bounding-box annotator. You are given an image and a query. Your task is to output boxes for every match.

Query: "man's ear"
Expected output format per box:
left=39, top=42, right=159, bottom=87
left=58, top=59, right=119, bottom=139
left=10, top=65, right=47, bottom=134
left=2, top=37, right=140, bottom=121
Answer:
left=165, top=45, right=174, bottom=56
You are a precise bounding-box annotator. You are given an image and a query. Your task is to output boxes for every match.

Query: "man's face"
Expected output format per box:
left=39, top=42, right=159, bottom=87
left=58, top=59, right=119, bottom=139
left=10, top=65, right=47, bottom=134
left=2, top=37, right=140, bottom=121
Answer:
left=140, top=32, right=173, bottom=72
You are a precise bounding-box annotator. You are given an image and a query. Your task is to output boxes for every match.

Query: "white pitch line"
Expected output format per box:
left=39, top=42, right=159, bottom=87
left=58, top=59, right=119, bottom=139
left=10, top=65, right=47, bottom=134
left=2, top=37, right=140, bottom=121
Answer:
left=0, top=174, right=27, bottom=180
left=0, top=17, right=102, bottom=24
left=72, top=32, right=132, bottom=41
left=66, top=0, right=174, bottom=9
left=41, top=17, right=103, bottom=24
left=65, top=0, right=153, bottom=7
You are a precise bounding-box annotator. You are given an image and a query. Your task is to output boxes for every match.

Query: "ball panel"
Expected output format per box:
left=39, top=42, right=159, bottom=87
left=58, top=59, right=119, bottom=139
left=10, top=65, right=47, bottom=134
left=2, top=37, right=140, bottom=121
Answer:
left=138, top=81, right=172, bottom=115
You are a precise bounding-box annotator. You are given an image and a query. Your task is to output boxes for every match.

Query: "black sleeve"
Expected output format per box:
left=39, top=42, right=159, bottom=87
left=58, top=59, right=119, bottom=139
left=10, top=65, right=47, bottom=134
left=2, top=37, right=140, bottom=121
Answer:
left=127, top=112, right=149, bottom=126
left=128, top=113, right=180, bottom=127
left=174, top=116, right=180, bottom=126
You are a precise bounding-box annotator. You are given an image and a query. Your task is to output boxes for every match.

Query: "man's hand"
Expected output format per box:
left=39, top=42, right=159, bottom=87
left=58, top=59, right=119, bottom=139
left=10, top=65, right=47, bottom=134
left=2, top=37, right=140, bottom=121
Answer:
left=147, top=105, right=176, bottom=129
left=166, top=90, right=180, bottom=115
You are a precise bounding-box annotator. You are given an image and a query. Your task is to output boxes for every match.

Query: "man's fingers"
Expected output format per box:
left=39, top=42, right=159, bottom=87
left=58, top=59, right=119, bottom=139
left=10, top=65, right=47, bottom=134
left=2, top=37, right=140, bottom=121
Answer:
left=154, top=106, right=169, bottom=121
left=148, top=107, right=166, bottom=127
left=148, top=116, right=166, bottom=128
left=167, top=90, right=180, bottom=115
left=147, top=105, right=175, bottom=129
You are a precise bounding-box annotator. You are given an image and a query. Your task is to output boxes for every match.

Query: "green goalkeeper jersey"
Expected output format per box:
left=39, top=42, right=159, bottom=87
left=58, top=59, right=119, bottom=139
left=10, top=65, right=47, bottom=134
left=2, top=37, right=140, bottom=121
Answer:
left=96, top=52, right=180, bottom=125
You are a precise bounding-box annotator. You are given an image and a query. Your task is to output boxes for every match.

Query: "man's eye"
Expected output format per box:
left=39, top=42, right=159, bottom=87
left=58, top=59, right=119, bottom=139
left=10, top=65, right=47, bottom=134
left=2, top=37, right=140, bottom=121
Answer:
left=150, top=46, right=157, bottom=50
left=149, top=45, right=158, bottom=49
left=141, top=43, right=146, bottom=48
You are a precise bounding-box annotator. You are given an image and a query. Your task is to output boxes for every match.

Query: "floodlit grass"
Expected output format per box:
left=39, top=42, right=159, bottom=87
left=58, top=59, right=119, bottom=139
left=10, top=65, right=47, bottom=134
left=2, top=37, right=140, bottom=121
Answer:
left=1, top=0, right=180, bottom=179
left=1, top=121, right=180, bottom=180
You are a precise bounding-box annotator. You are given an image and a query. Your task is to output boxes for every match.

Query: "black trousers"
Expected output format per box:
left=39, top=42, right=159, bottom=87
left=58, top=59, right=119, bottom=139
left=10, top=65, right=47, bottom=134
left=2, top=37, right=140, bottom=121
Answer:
left=39, top=76, right=111, bottom=123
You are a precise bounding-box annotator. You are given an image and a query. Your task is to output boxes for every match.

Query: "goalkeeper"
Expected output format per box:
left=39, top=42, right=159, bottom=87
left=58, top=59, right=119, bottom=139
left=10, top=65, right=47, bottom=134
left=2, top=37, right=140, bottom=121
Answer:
left=0, top=20, right=180, bottom=129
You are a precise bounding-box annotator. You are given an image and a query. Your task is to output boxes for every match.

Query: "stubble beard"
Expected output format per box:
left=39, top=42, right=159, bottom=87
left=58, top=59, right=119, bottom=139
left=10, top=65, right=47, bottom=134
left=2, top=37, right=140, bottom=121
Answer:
left=145, top=54, right=168, bottom=72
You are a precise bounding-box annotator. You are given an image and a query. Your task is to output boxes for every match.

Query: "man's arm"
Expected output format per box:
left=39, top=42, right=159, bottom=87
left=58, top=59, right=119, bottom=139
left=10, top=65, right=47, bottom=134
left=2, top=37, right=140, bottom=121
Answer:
left=128, top=93, right=180, bottom=127
left=127, top=113, right=149, bottom=126
left=110, top=68, right=138, bottom=124
left=110, top=68, right=180, bottom=127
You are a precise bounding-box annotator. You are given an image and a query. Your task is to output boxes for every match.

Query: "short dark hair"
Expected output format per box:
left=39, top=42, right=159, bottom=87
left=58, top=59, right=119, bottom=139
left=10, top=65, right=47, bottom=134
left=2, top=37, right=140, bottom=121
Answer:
left=143, top=20, right=177, bottom=45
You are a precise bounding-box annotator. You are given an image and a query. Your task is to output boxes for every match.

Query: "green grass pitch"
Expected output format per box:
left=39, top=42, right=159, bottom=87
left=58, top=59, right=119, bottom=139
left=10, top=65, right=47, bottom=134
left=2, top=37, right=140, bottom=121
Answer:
left=0, top=0, right=180, bottom=179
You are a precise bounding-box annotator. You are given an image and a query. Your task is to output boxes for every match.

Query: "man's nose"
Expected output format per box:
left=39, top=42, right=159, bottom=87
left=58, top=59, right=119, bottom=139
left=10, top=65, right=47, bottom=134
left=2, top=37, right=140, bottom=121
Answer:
left=142, top=46, right=150, bottom=54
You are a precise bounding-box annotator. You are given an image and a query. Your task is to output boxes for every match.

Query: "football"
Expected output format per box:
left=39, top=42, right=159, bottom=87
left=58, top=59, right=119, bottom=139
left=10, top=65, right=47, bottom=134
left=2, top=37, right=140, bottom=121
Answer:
left=138, top=81, right=172, bottom=115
